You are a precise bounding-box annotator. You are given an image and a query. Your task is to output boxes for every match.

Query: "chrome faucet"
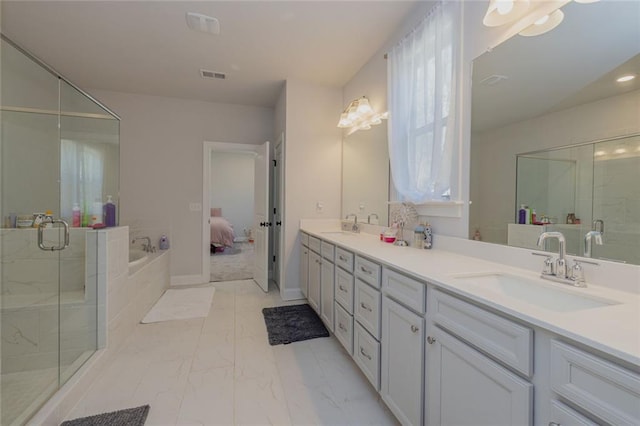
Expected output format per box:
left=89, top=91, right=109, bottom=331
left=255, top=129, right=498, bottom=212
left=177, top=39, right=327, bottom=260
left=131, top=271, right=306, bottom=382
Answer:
left=537, top=231, right=568, bottom=279
left=584, top=231, right=603, bottom=258
left=133, top=236, right=154, bottom=253
left=345, top=214, right=360, bottom=233
left=367, top=213, right=379, bottom=224
left=534, top=231, right=597, bottom=287
left=584, top=219, right=604, bottom=258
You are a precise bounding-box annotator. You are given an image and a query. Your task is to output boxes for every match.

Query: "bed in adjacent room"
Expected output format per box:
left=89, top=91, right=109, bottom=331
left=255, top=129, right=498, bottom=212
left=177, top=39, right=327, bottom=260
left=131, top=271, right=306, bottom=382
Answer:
left=210, top=208, right=235, bottom=251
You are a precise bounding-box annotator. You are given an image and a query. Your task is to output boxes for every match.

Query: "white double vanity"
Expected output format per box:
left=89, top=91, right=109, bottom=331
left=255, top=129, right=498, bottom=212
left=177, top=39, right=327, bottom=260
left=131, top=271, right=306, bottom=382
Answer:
left=299, top=222, right=639, bottom=426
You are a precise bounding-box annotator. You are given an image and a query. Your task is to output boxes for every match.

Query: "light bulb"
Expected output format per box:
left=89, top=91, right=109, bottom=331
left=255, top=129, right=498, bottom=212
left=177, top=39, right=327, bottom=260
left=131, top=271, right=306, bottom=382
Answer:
left=534, top=14, right=549, bottom=25
left=614, top=148, right=627, bottom=154
left=616, top=74, right=636, bottom=83
left=594, top=150, right=606, bottom=157
left=496, top=0, right=514, bottom=15
left=356, top=97, right=374, bottom=116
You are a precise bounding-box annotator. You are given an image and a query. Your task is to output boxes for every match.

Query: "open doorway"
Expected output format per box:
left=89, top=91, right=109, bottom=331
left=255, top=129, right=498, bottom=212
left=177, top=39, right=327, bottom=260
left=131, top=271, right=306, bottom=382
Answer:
left=202, top=141, right=270, bottom=291
left=209, top=150, right=255, bottom=282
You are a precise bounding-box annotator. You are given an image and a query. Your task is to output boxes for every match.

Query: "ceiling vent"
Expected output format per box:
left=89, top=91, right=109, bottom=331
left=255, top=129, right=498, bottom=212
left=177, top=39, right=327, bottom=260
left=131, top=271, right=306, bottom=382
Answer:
left=186, top=12, right=220, bottom=35
left=479, top=74, right=509, bottom=86
left=200, top=69, right=226, bottom=80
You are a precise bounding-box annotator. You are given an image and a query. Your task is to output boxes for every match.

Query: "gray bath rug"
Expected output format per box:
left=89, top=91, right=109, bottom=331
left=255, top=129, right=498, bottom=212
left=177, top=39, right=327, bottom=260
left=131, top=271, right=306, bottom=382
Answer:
left=210, top=241, right=254, bottom=282
left=262, top=304, right=330, bottom=345
left=61, top=404, right=150, bottom=426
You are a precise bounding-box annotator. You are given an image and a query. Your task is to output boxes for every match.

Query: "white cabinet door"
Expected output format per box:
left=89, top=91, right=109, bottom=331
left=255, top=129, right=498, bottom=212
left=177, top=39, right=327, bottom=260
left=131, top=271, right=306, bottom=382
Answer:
left=320, top=259, right=335, bottom=332
left=426, top=325, right=533, bottom=426
left=381, top=296, right=424, bottom=426
left=308, top=251, right=321, bottom=314
left=300, top=243, right=309, bottom=298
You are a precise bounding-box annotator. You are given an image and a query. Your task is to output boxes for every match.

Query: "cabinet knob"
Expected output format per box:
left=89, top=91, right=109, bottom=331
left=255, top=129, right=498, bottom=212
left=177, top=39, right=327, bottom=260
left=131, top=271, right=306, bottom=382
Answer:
left=339, top=255, right=348, bottom=261
left=411, top=325, right=419, bottom=333
left=359, top=347, right=372, bottom=360
left=339, top=285, right=347, bottom=292
left=427, top=336, right=436, bottom=344
left=360, top=266, right=373, bottom=275
left=339, top=323, right=347, bottom=332
left=360, top=302, right=373, bottom=312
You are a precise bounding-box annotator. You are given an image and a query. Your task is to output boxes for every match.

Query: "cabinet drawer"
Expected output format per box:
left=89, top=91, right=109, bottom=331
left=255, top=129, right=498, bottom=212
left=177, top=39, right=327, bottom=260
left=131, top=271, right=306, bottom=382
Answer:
left=308, top=236, right=321, bottom=253
left=335, top=247, right=354, bottom=272
left=334, top=302, right=353, bottom=356
left=301, top=232, right=309, bottom=247
left=430, top=289, right=533, bottom=377
left=355, top=279, right=381, bottom=339
left=382, top=268, right=426, bottom=314
left=321, top=241, right=335, bottom=261
left=354, top=321, right=381, bottom=391
left=550, top=340, right=640, bottom=425
left=335, top=267, right=354, bottom=314
left=355, top=256, right=381, bottom=289
left=549, top=400, right=598, bottom=426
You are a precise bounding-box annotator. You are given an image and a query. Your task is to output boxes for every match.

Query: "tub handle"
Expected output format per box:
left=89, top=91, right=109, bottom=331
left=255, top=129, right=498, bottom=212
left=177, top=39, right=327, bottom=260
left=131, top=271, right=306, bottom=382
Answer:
left=38, top=219, right=70, bottom=251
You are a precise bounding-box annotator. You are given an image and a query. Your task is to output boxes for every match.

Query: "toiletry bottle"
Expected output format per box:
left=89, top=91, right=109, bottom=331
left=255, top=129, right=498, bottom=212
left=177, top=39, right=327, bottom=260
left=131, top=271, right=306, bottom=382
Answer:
left=159, top=235, right=170, bottom=250
left=473, top=229, right=481, bottom=241
left=91, top=199, right=103, bottom=225
left=104, top=195, right=116, bottom=227
left=72, top=203, right=81, bottom=227
left=518, top=204, right=526, bottom=224
left=531, top=209, right=537, bottom=225
left=413, top=224, right=425, bottom=248
left=423, top=223, right=433, bottom=249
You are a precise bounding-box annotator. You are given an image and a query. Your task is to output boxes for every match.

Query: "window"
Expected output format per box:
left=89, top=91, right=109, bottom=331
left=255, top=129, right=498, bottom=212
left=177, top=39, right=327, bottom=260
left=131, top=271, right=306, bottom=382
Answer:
left=61, top=139, right=104, bottom=224
left=388, top=1, right=460, bottom=204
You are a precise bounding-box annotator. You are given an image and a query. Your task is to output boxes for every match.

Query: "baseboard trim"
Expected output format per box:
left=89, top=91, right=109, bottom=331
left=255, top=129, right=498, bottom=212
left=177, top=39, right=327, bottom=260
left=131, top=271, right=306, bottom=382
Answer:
left=171, top=274, right=208, bottom=286
left=282, top=287, right=305, bottom=301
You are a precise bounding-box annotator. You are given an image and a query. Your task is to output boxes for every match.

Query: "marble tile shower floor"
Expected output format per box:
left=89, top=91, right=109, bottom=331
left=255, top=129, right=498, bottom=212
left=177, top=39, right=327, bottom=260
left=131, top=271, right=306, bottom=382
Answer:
left=66, top=280, right=397, bottom=425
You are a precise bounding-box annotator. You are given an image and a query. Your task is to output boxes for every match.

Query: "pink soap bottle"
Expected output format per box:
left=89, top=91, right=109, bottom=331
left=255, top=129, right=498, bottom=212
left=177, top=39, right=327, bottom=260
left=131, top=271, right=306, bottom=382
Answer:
left=72, top=203, right=81, bottom=227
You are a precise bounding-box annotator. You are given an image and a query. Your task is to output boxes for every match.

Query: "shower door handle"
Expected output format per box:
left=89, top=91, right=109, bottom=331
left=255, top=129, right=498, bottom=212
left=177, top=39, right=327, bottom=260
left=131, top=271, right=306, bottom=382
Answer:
left=38, top=219, right=70, bottom=251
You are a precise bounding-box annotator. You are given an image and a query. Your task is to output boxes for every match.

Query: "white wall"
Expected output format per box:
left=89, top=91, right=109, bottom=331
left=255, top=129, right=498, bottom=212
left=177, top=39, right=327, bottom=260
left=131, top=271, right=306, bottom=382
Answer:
left=280, top=79, right=343, bottom=300
left=340, top=1, right=571, bottom=239
left=210, top=150, right=255, bottom=238
left=87, top=89, right=274, bottom=279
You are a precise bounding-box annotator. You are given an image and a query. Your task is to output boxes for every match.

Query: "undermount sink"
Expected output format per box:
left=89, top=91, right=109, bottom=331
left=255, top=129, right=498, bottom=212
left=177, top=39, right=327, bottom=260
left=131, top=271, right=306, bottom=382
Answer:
left=321, top=231, right=355, bottom=236
left=451, top=272, right=620, bottom=312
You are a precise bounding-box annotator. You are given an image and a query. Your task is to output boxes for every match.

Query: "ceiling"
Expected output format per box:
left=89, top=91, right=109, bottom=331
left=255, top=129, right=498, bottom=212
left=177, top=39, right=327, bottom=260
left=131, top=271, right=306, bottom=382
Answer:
left=1, top=1, right=418, bottom=108
left=471, top=0, right=640, bottom=134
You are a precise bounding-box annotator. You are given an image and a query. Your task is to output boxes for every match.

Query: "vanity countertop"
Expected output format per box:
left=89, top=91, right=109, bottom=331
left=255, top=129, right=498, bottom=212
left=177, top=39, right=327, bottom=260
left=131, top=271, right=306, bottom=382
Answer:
left=300, top=225, right=640, bottom=367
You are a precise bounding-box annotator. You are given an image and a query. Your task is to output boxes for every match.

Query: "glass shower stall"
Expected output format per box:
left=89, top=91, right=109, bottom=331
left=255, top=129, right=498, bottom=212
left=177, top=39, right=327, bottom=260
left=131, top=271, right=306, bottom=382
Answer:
left=1, top=36, right=120, bottom=424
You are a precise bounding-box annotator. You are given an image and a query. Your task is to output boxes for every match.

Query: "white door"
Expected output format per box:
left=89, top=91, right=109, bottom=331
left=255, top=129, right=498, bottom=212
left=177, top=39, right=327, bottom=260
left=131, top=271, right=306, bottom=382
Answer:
left=425, top=324, right=533, bottom=426
left=273, top=139, right=283, bottom=288
left=381, top=296, right=425, bottom=426
left=253, top=141, right=270, bottom=292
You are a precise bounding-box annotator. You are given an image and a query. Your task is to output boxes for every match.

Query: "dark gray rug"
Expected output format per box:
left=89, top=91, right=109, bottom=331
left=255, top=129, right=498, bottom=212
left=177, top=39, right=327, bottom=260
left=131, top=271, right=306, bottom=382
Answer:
left=262, top=304, right=329, bottom=345
left=61, top=405, right=150, bottom=426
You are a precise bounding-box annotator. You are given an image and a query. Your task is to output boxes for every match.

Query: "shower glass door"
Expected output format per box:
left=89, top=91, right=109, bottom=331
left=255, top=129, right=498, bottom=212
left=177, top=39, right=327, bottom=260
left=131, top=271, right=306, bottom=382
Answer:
left=1, top=36, right=110, bottom=425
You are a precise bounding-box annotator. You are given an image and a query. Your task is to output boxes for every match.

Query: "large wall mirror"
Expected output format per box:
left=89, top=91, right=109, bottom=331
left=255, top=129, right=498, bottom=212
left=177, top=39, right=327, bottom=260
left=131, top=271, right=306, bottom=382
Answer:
left=469, top=0, right=639, bottom=265
left=342, top=122, right=390, bottom=226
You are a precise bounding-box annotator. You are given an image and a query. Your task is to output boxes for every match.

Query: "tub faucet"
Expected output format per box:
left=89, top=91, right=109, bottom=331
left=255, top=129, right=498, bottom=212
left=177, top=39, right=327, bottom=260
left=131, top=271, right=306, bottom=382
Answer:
left=133, top=236, right=152, bottom=253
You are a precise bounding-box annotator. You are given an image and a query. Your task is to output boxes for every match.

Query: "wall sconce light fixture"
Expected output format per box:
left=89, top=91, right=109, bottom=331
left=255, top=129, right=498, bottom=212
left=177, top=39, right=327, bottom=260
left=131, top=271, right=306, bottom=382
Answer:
left=337, top=96, right=388, bottom=136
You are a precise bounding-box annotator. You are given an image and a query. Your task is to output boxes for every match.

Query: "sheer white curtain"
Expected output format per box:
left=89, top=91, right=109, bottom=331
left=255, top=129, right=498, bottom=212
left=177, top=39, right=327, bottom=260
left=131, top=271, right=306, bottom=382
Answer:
left=387, top=0, right=460, bottom=203
left=60, top=139, right=104, bottom=222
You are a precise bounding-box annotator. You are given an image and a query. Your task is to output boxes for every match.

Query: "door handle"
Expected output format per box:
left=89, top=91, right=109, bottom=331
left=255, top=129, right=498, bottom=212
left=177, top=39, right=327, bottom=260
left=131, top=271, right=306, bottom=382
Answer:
left=276, top=221, right=282, bottom=226
left=38, top=219, right=70, bottom=251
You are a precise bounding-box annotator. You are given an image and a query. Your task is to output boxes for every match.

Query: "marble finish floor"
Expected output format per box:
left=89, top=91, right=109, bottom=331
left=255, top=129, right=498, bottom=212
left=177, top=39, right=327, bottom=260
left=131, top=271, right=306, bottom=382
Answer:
left=65, top=280, right=397, bottom=425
